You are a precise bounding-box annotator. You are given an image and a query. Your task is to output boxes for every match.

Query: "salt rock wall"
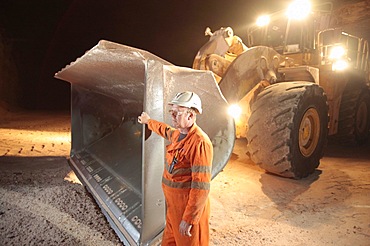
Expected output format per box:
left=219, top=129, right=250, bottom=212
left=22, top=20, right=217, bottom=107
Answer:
left=0, top=30, right=20, bottom=109
left=331, top=0, right=370, bottom=41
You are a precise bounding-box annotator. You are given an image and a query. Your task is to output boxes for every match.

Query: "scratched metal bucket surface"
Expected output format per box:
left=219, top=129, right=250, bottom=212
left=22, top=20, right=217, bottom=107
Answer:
left=55, top=40, right=235, bottom=245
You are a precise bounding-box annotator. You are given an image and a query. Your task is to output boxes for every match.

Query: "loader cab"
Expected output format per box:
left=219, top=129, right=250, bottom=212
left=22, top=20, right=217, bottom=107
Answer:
left=247, top=14, right=314, bottom=54
left=246, top=1, right=333, bottom=65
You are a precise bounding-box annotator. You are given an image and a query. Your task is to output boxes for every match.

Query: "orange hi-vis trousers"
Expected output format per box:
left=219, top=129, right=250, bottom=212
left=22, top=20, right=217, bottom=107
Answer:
left=161, top=184, right=210, bottom=246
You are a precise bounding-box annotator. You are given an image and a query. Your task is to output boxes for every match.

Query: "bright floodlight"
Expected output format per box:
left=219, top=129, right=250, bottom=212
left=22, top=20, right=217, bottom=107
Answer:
left=256, top=15, right=270, bottom=27
left=332, top=60, right=349, bottom=71
left=228, top=104, right=242, bottom=119
left=286, top=0, right=311, bottom=20
left=329, top=46, right=346, bottom=60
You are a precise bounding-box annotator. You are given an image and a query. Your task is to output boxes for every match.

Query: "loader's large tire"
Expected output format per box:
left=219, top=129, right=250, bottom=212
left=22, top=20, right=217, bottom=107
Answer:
left=331, top=87, right=370, bottom=145
left=246, top=82, right=328, bottom=179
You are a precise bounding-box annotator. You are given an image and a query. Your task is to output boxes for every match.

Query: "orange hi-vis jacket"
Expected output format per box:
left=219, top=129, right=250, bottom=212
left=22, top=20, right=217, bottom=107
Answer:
left=148, top=119, right=213, bottom=245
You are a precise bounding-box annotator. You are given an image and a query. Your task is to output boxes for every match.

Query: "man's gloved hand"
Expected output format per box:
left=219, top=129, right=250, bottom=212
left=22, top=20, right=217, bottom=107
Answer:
left=179, top=220, right=192, bottom=237
left=138, top=112, right=150, bottom=124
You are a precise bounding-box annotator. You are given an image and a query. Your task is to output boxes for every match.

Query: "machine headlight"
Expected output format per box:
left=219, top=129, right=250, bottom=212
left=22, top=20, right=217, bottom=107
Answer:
left=329, top=46, right=346, bottom=60
left=332, top=59, right=349, bottom=71
left=286, top=0, right=311, bottom=20
left=228, top=104, right=242, bottom=119
left=256, top=15, right=270, bottom=27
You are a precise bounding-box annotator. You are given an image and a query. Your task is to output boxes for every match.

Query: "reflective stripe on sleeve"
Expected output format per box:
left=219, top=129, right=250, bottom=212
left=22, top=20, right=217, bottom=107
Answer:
left=191, top=165, right=211, bottom=174
left=191, top=181, right=210, bottom=190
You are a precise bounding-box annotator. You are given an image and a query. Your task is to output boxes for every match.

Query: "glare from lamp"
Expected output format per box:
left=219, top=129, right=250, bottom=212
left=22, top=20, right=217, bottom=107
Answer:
left=332, top=60, right=348, bottom=71
left=256, top=15, right=270, bottom=27
left=286, top=0, right=311, bottom=20
left=329, top=46, right=346, bottom=60
left=228, top=104, right=242, bottom=119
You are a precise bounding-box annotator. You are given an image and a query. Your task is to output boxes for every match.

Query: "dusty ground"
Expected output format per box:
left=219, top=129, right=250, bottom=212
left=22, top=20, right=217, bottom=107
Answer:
left=0, top=109, right=369, bottom=246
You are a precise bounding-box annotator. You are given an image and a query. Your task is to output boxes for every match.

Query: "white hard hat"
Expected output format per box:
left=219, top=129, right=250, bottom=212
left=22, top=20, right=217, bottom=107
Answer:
left=169, top=91, right=202, bottom=114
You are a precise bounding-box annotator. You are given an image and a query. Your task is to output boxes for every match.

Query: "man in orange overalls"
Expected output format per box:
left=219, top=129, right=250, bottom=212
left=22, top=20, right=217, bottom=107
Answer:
left=138, top=91, right=213, bottom=246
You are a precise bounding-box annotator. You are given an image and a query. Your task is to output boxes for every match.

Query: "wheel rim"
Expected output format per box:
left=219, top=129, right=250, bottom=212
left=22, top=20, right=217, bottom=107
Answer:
left=356, top=101, right=368, bottom=134
left=299, top=108, right=320, bottom=157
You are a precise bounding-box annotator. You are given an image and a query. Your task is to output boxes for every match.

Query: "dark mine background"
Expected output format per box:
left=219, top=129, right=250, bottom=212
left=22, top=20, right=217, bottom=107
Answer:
left=0, top=0, right=369, bottom=111
left=0, top=0, right=276, bottom=110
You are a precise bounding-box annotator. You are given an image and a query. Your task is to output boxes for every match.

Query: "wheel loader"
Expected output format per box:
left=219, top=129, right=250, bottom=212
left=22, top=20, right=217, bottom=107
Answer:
left=54, top=0, right=369, bottom=245
left=193, top=0, right=370, bottom=179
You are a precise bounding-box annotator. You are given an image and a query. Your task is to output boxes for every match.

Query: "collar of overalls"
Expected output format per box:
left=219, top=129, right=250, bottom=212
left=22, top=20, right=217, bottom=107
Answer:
left=167, top=122, right=197, bottom=152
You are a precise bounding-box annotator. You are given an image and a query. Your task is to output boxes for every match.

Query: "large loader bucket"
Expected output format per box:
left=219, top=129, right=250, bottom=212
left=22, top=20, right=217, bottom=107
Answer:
left=55, top=40, right=235, bottom=245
